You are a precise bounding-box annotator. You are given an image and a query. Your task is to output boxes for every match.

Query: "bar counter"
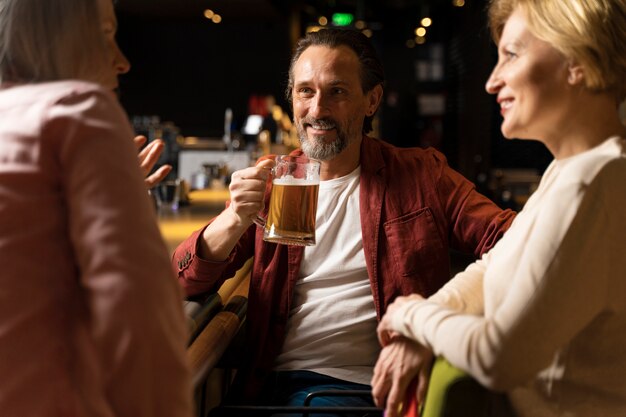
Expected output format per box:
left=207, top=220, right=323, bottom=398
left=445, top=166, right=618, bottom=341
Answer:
left=158, top=188, right=230, bottom=254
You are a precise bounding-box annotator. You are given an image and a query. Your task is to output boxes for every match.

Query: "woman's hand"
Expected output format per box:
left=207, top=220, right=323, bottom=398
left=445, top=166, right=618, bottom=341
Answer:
left=377, top=294, right=425, bottom=347
left=134, top=135, right=172, bottom=188
left=371, top=336, right=434, bottom=417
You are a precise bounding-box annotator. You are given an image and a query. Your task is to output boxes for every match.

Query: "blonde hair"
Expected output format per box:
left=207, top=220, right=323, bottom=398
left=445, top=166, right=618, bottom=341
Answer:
left=0, top=0, right=109, bottom=84
left=488, top=0, right=626, bottom=102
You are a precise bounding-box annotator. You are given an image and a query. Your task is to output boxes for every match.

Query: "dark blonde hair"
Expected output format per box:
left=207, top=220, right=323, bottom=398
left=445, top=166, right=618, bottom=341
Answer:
left=488, top=0, right=626, bottom=102
left=0, top=0, right=109, bottom=83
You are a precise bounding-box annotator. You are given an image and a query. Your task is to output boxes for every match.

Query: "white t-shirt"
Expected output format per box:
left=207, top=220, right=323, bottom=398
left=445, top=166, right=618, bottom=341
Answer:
left=274, top=166, right=379, bottom=385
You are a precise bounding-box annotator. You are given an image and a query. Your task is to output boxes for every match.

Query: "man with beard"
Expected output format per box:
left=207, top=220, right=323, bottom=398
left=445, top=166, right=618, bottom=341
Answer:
left=173, top=28, right=515, bottom=411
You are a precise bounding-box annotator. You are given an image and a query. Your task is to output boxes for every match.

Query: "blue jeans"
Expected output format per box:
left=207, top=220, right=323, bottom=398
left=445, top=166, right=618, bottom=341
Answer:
left=261, top=370, right=377, bottom=417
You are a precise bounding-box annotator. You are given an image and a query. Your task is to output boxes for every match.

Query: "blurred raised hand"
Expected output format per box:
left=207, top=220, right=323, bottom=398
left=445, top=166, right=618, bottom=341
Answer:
left=134, top=135, right=172, bottom=188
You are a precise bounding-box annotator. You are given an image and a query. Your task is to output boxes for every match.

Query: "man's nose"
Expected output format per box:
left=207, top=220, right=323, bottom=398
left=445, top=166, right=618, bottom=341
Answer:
left=308, top=93, right=331, bottom=119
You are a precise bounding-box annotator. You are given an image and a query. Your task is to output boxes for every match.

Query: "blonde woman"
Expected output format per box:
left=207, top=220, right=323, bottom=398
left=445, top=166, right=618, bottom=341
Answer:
left=372, top=0, right=626, bottom=416
left=0, top=0, right=193, bottom=415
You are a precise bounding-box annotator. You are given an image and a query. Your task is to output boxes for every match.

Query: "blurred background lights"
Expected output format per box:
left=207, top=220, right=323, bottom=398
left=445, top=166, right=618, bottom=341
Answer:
left=421, top=17, right=432, bottom=27
left=318, top=16, right=328, bottom=25
left=415, top=27, right=427, bottom=37
left=362, top=28, right=373, bottom=38
left=355, top=20, right=366, bottom=30
left=204, top=8, right=221, bottom=23
left=332, top=12, right=354, bottom=26
left=415, top=35, right=426, bottom=44
left=452, top=0, right=466, bottom=7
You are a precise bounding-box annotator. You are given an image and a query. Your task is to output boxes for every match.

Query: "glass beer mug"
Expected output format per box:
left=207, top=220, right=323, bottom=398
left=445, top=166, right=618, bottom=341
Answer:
left=254, top=155, right=321, bottom=246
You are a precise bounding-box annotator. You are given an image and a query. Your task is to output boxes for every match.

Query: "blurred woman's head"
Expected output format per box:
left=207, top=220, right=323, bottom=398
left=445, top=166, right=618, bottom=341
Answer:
left=488, top=0, right=626, bottom=103
left=0, top=0, right=130, bottom=89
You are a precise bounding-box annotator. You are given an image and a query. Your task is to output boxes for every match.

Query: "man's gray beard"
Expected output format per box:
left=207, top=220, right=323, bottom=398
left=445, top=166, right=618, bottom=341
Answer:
left=297, top=125, right=348, bottom=161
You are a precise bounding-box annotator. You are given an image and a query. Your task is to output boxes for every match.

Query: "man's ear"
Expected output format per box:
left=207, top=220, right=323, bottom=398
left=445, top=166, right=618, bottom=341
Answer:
left=366, top=84, right=384, bottom=116
left=567, top=62, right=585, bottom=85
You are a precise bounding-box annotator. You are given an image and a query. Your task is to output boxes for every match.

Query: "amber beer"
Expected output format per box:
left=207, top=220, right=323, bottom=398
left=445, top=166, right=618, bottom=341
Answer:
left=264, top=178, right=319, bottom=246
left=254, top=154, right=321, bottom=245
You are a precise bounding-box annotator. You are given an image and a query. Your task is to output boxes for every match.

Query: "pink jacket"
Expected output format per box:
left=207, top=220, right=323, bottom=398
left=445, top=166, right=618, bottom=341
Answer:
left=0, top=81, right=193, bottom=417
left=174, top=136, right=514, bottom=400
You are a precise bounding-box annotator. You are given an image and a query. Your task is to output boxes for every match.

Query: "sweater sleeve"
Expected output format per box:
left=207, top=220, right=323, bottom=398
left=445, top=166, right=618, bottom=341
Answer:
left=50, top=87, right=194, bottom=417
left=389, top=166, right=616, bottom=391
left=427, top=256, right=487, bottom=314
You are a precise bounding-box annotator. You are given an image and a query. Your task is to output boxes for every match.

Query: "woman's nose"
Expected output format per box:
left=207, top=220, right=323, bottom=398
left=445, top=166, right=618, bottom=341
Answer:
left=485, top=67, right=503, bottom=95
left=113, top=43, right=131, bottom=75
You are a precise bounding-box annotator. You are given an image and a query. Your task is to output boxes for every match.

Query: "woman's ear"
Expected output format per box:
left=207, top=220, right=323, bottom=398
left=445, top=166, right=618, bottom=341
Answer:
left=567, top=62, right=584, bottom=85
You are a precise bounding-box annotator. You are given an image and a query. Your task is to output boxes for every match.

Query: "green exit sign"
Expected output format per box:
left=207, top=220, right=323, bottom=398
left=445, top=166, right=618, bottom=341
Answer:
left=332, top=13, right=354, bottom=26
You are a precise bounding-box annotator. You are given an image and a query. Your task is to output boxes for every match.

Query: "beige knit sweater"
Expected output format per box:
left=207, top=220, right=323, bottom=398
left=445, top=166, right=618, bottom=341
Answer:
left=390, top=137, right=626, bottom=417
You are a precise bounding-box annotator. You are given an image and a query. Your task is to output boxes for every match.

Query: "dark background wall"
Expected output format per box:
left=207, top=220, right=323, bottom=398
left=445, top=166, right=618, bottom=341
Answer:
left=115, top=0, right=552, bottom=183
left=116, top=13, right=291, bottom=137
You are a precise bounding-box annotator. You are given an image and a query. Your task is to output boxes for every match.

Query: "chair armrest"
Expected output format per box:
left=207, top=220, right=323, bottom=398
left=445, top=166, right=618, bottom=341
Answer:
left=185, top=293, right=223, bottom=344
left=420, top=357, right=514, bottom=417
left=420, top=357, right=473, bottom=417
left=187, top=270, right=251, bottom=388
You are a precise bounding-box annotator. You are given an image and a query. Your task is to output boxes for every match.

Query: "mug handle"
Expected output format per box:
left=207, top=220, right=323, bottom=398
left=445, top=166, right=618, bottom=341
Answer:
left=253, top=214, right=266, bottom=228
left=252, top=164, right=275, bottom=228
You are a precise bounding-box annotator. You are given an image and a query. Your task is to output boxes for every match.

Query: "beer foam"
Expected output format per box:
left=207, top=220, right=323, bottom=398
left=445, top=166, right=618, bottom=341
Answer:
left=273, top=175, right=319, bottom=186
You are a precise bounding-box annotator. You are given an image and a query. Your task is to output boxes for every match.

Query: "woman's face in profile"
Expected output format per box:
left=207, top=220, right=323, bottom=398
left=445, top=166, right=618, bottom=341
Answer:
left=484, top=7, right=572, bottom=142
left=96, top=0, right=131, bottom=91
